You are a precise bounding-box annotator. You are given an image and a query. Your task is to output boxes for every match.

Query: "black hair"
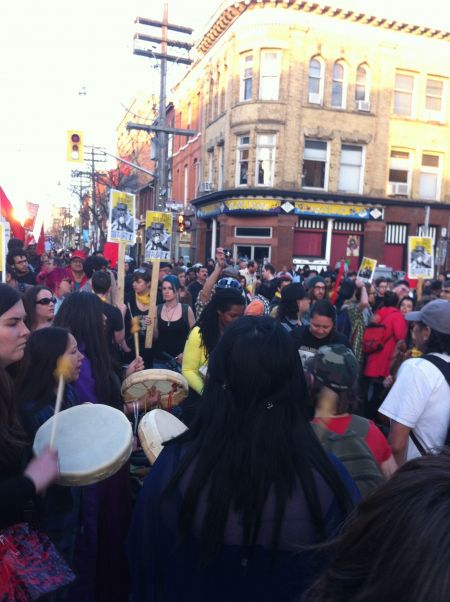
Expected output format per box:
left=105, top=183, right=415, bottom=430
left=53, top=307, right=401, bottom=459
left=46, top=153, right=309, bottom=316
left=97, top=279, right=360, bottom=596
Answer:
left=132, top=268, right=152, bottom=283
left=165, top=317, right=352, bottom=563
left=277, top=298, right=299, bottom=321
left=6, top=249, right=28, bottom=266
left=263, top=263, right=275, bottom=275
left=305, top=451, right=450, bottom=602
left=22, top=286, right=53, bottom=331
left=420, top=325, right=450, bottom=355
left=82, top=255, right=108, bottom=279
left=375, top=277, right=387, bottom=286
left=196, top=287, right=245, bottom=357
left=18, top=327, right=70, bottom=412
left=398, top=296, right=414, bottom=311
left=54, top=292, right=116, bottom=406
left=92, top=270, right=111, bottom=295
left=7, top=237, right=25, bottom=253
left=310, top=299, right=336, bottom=324
left=381, top=290, right=399, bottom=308
left=248, top=260, right=256, bottom=269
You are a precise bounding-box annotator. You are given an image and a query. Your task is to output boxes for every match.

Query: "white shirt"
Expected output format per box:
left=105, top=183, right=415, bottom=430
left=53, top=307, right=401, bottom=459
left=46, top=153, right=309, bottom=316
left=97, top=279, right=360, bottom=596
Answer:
left=379, top=353, right=450, bottom=460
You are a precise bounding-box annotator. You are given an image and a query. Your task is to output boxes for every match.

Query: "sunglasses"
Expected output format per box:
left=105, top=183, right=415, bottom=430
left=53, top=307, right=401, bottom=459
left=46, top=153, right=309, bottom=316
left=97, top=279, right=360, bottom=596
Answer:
left=36, top=297, right=57, bottom=305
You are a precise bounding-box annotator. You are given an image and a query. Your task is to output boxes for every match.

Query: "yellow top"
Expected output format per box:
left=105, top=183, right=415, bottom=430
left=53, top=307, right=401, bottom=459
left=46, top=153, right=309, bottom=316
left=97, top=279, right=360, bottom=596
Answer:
left=182, top=326, right=207, bottom=395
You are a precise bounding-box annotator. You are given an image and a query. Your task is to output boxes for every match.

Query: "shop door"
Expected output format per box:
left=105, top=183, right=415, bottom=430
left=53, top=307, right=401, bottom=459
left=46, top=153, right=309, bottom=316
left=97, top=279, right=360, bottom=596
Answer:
left=330, top=233, right=361, bottom=271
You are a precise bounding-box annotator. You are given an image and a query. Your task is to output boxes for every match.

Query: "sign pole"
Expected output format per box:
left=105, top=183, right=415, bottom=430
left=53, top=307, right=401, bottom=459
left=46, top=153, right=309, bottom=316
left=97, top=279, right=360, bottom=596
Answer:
left=145, top=259, right=160, bottom=349
left=116, top=243, right=126, bottom=306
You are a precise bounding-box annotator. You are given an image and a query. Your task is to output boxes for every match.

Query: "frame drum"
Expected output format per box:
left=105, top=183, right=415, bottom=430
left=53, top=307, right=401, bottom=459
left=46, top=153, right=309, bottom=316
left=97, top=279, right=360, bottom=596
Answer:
left=138, top=409, right=187, bottom=464
left=33, top=404, right=133, bottom=486
left=121, top=368, right=189, bottom=410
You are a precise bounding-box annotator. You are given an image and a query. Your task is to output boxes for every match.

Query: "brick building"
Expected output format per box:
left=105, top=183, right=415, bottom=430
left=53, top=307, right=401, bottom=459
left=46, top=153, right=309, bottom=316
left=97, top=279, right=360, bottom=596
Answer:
left=169, top=0, right=450, bottom=273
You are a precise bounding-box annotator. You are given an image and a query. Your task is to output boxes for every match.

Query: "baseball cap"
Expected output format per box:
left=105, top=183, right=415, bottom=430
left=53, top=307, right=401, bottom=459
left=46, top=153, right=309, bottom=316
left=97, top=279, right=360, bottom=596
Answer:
left=405, top=299, right=450, bottom=335
left=70, top=250, right=86, bottom=260
left=305, top=344, right=359, bottom=392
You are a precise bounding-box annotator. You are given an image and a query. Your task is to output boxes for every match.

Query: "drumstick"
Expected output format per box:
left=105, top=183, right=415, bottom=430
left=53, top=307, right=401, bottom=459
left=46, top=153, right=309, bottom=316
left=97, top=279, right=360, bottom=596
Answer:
left=131, top=316, right=140, bottom=360
left=49, top=357, right=72, bottom=449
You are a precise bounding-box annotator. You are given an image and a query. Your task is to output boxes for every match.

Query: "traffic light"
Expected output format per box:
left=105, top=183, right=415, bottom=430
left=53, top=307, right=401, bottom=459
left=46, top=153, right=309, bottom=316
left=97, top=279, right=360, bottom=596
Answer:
left=66, top=130, right=84, bottom=163
left=177, top=214, right=185, bottom=233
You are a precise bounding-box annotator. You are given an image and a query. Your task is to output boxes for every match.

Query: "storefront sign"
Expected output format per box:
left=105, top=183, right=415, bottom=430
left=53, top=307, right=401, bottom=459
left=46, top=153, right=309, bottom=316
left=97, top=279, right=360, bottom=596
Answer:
left=225, top=199, right=280, bottom=213
left=295, top=201, right=383, bottom=220
left=196, top=202, right=222, bottom=218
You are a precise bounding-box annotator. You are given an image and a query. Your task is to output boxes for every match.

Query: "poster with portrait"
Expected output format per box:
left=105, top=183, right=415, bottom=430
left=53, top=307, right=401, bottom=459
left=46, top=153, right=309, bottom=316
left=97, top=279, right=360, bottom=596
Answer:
left=407, top=236, right=434, bottom=279
left=357, top=257, right=377, bottom=283
left=144, top=211, right=172, bottom=261
left=0, top=222, right=5, bottom=283
left=108, top=189, right=136, bottom=244
left=346, top=235, right=360, bottom=257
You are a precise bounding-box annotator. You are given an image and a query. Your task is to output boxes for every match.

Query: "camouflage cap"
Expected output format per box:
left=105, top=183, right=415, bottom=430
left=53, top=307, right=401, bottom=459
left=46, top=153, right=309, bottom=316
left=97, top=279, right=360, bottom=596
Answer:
left=305, top=344, right=359, bottom=391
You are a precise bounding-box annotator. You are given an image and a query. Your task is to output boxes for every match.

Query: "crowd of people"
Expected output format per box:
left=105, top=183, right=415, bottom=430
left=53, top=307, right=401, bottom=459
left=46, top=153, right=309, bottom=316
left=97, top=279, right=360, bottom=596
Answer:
left=1, top=236, right=450, bottom=601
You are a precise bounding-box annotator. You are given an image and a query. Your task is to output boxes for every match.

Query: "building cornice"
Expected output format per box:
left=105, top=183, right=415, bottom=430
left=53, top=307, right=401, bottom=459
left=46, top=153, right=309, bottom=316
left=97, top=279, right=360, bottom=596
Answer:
left=196, top=0, right=450, bottom=54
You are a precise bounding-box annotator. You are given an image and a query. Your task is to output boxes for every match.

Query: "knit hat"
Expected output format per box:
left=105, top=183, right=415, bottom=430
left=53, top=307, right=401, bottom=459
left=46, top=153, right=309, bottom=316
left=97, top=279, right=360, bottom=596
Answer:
left=162, top=274, right=180, bottom=291
left=281, top=283, right=307, bottom=302
left=0, top=283, right=21, bottom=315
left=306, top=275, right=326, bottom=290
left=305, top=344, right=359, bottom=392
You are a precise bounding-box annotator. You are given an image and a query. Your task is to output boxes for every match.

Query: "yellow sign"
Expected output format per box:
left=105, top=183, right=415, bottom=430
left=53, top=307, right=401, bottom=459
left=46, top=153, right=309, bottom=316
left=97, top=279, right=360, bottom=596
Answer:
left=145, top=211, right=172, bottom=261
left=357, top=257, right=377, bottom=283
left=408, top=236, right=434, bottom=279
left=295, top=201, right=370, bottom=219
left=108, top=189, right=136, bottom=244
left=225, top=198, right=280, bottom=212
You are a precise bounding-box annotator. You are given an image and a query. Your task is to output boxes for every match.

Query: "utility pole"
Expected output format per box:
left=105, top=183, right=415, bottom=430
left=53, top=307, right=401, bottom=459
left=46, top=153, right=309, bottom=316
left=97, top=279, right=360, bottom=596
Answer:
left=132, top=4, right=195, bottom=211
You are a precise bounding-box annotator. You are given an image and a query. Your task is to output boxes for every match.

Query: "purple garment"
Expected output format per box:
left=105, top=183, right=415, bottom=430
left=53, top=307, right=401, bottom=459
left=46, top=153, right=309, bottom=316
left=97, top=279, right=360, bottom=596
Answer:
left=68, top=351, right=131, bottom=602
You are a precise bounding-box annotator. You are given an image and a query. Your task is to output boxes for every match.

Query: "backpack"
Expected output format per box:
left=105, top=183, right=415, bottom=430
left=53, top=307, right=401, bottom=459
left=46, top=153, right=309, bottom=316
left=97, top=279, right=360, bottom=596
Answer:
left=312, top=415, right=384, bottom=497
left=361, top=323, right=391, bottom=354
left=409, top=354, right=450, bottom=453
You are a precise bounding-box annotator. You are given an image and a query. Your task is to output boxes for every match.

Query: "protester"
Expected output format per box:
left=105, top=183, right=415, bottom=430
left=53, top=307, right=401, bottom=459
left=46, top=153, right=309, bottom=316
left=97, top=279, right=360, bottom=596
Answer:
left=306, top=276, right=327, bottom=303
left=129, top=317, right=358, bottom=602
left=379, top=299, right=450, bottom=465
left=5, top=264, right=32, bottom=295
left=187, top=265, right=208, bottom=313
left=441, top=279, right=450, bottom=300
left=291, top=299, right=350, bottom=369
left=6, top=248, right=36, bottom=285
left=0, top=284, right=59, bottom=529
left=276, top=282, right=310, bottom=330
left=362, top=291, right=407, bottom=420
left=373, top=277, right=388, bottom=310
left=124, top=268, right=154, bottom=369
left=152, top=275, right=195, bottom=370
left=171, top=266, right=193, bottom=308
left=336, top=278, right=369, bottom=365
left=23, top=285, right=56, bottom=331
left=40, top=266, right=73, bottom=313
left=257, top=262, right=278, bottom=301
left=68, top=250, right=87, bottom=290
left=305, top=452, right=450, bottom=602
left=92, top=270, right=125, bottom=356
left=308, top=344, right=396, bottom=495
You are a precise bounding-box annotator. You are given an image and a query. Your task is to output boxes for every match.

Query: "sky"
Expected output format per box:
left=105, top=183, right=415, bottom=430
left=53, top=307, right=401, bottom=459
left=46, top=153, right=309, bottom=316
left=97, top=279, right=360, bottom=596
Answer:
left=0, top=0, right=449, bottom=225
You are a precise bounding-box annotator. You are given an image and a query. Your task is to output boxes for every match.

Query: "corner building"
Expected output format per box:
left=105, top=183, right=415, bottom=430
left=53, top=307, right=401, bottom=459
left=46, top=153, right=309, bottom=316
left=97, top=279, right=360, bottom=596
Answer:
left=171, top=0, right=450, bottom=272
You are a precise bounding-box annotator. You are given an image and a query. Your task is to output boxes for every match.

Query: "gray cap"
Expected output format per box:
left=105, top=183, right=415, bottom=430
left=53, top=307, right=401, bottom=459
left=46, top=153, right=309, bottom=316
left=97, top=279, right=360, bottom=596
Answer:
left=405, top=299, right=450, bottom=335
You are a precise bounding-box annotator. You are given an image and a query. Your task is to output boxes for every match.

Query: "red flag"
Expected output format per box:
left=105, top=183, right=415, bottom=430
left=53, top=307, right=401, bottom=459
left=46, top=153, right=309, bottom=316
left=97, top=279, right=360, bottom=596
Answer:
left=0, top=186, right=25, bottom=241
left=330, top=261, right=345, bottom=305
left=36, top=225, right=45, bottom=254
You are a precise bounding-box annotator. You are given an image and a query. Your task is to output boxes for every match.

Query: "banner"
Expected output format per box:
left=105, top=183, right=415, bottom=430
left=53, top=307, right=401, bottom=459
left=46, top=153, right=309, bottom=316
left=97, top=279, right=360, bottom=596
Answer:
left=357, top=257, right=377, bottom=283
left=107, top=189, right=136, bottom=244
left=144, top=211, right=172, bottom=261
left=407, top=236, right=434, bottom=279
left=0, top=222, right=5, bottom=283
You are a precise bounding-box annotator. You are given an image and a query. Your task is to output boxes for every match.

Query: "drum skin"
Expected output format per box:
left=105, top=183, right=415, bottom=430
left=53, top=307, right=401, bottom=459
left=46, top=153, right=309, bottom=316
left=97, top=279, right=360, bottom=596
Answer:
left=138, top=409, right=187, bottom=464
left=33, top=404, right=133, bottom=486
left=121, top=368, right=189, bottom=409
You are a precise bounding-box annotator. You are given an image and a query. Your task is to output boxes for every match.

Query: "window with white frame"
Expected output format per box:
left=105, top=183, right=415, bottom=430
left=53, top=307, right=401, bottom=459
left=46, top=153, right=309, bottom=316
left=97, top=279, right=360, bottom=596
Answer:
left=331, top=61, right=346, bottom=108
left=259, top=50, right=281, bottom=100
left=394, top=71, right=416, bottom=117
left=425, top=77, right=444, bottom=118
left=218, top=145, right=224, bottom=191
left=255, top=134, right=276, bottom=186
left=236, top=135, right=250, bottom=186
left=388, top=149, right=412, bottom=196
left=302, top=139, right=328, bottom=189
left=338, top=144, right=364, bottom=193
left=308, top=57, right=324, bottom=104
left=419, top=153, right=441, bottom=201
left=207, top=150, right=214, bottom=184
left=240, top=54, right=253, bottom=101
left=355, top=64, right=370, bottom=109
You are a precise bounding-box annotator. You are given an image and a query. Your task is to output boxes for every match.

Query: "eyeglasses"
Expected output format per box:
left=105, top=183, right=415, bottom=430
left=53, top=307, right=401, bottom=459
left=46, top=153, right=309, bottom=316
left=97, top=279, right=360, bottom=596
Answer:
left=36, top=297, right=57, bottom=305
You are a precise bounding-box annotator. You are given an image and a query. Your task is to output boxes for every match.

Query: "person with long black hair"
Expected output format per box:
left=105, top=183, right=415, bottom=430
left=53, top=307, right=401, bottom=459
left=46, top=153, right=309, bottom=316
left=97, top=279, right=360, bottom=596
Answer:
left=305, top=451, right=450, bottom=602
left=23, top=285, right=56, bottom=331
left=129, top=317, right=358, bottom=602
left=0, top=284, right=59, bottom=529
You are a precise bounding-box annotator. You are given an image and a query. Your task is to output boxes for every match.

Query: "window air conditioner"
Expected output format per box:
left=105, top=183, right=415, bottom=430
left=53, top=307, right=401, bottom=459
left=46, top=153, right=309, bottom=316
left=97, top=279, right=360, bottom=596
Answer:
left=388, top=182, right=409, bottom=196
left=308, top=92, right=322, bottom=104
left=200, top=181, right=214, bottom=192
left=356, top=100, right=370, bottom=112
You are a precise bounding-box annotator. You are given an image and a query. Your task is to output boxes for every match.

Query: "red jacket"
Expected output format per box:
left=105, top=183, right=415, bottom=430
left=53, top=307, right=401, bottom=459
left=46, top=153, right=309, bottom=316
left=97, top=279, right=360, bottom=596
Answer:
left=363, top=307, right=408, bottom=378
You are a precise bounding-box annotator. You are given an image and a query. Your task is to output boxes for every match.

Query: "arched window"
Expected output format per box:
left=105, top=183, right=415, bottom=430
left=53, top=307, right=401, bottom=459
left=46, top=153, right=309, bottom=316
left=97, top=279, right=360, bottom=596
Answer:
left=308, top=57, right=324, bottom=104
left=355, top=64, right=371, bottom=110
left=331, top=60, right=346, bottom=108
